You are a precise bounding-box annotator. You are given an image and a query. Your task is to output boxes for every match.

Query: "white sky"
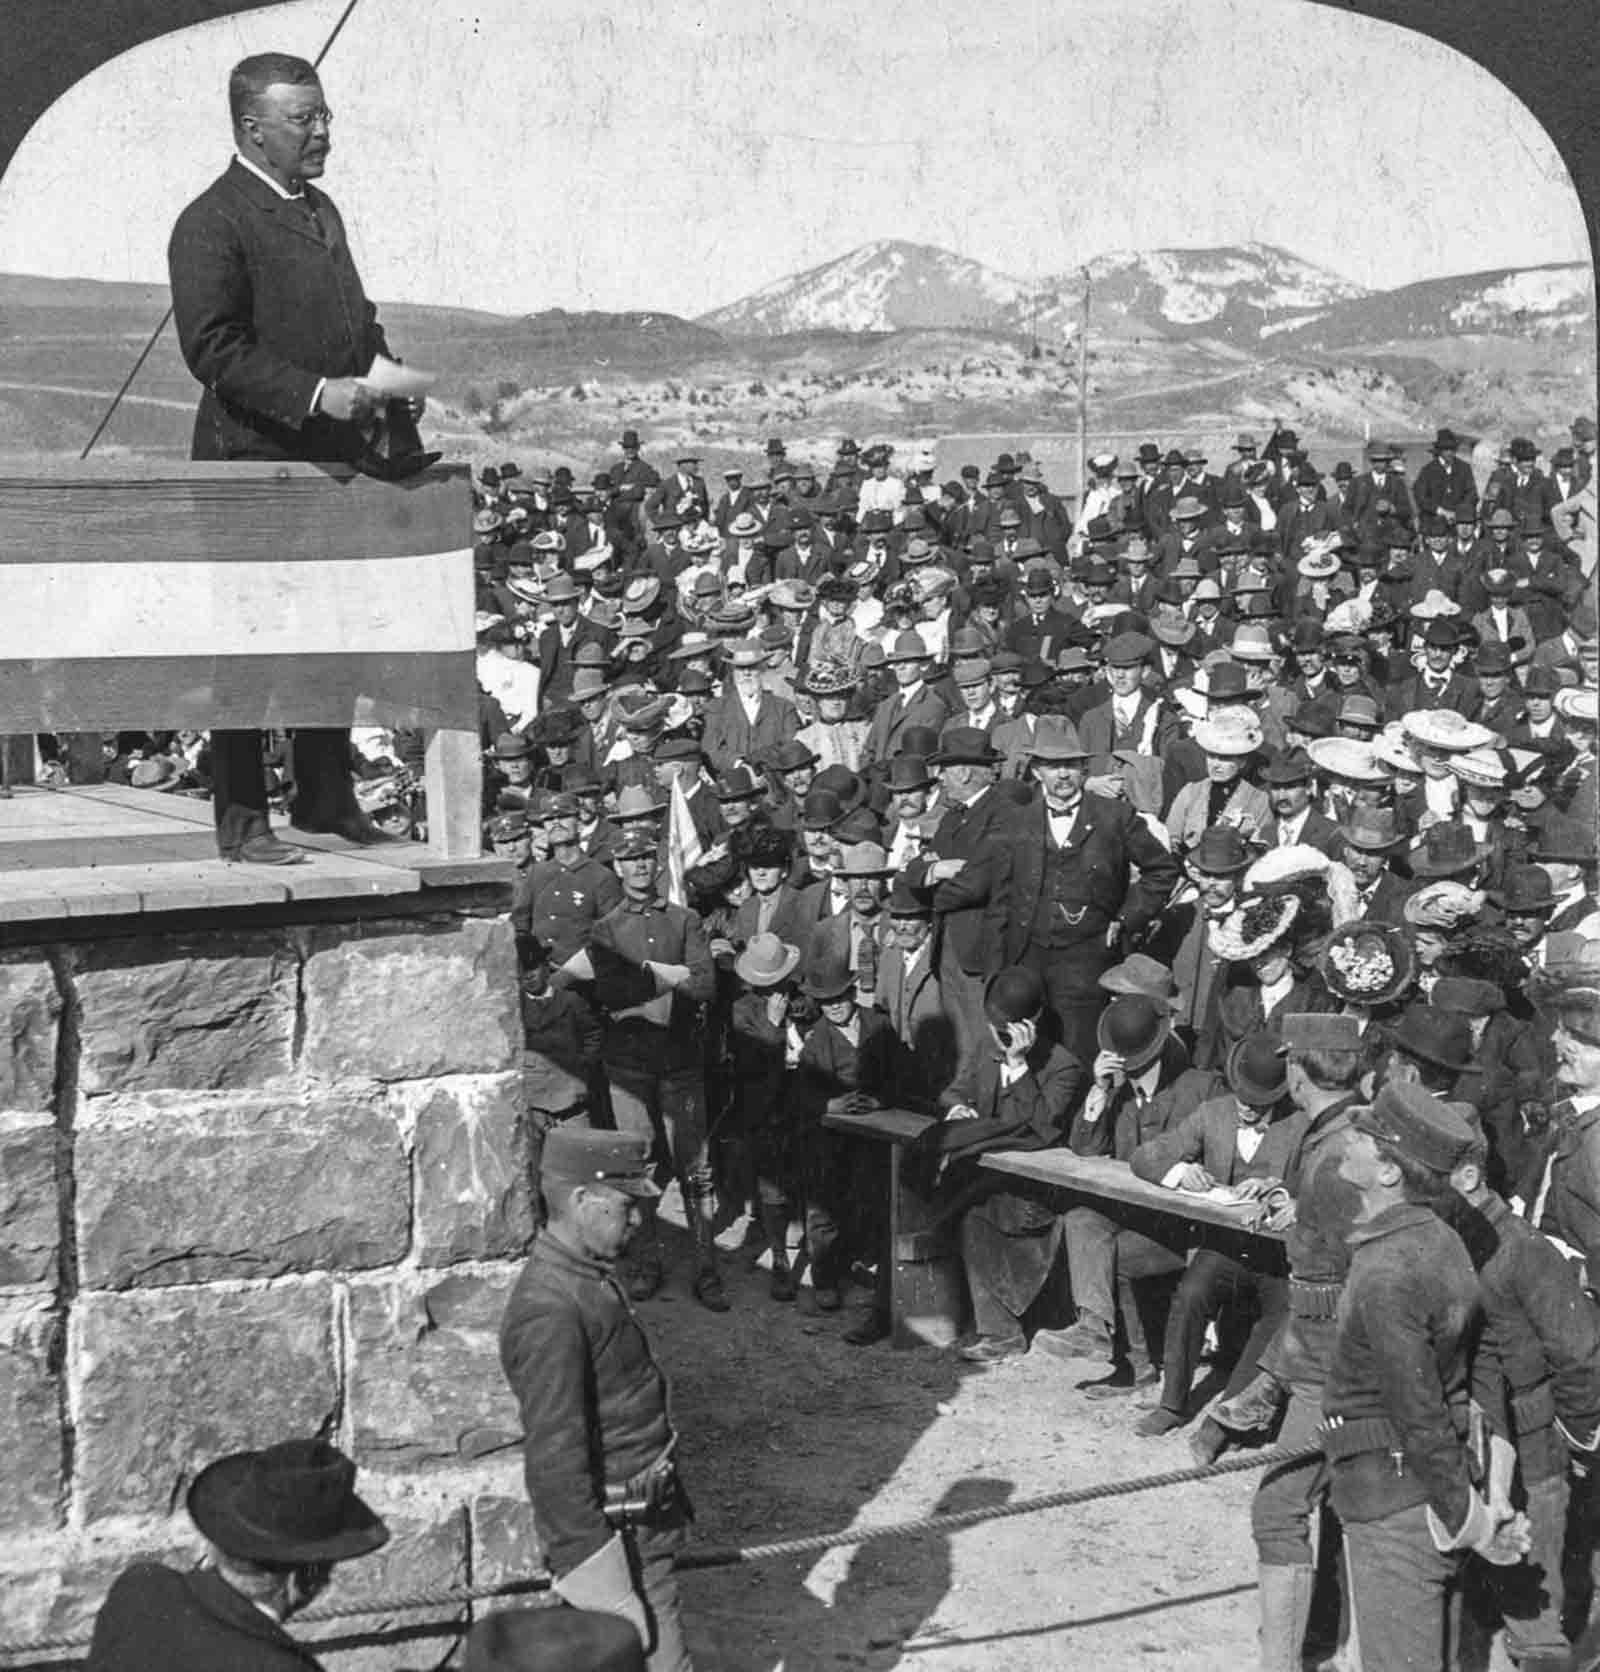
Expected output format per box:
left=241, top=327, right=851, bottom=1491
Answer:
left=0, top=0, right=1587, bottom=317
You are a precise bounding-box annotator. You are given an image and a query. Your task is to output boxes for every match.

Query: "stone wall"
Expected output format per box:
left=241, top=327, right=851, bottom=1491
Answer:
left=0, top=893, right=548, bottom=1667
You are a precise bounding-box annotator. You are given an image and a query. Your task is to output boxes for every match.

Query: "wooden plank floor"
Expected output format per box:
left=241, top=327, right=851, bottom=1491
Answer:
left=0, top=785, right=511, bottom=923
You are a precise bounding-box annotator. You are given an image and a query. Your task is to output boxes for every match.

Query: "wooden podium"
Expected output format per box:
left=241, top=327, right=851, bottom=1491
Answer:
left=0, top=459, right=481, bottom=859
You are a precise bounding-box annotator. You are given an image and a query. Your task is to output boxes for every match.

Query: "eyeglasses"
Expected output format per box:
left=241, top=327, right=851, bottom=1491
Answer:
left=274, top=105, right=335, bottom=131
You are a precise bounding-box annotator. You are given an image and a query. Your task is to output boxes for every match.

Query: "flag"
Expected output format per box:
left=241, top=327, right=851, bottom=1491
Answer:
left=0, top=463, right=475, bottom=732
left=665, top=773, right=704, bottom=909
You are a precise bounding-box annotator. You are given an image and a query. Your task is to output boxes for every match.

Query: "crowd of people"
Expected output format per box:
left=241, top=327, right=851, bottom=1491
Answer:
left=470, top=420, right=1600, bottom=1671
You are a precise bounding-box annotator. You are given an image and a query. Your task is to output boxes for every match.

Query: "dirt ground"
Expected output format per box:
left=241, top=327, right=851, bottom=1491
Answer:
left=640, top=1204, right=1524, bottom=1672
left=643, top=1210, right=1267, bottom=1672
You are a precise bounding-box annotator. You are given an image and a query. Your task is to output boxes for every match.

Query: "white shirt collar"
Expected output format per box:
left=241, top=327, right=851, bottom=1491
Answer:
left=234, top=151, right=305, bottom=201
left=1132, top=1060, right=1163, bottom=1100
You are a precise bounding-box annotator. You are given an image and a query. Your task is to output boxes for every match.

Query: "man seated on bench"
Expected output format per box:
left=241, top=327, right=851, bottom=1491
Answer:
left=1030, top=990, right=1220, bottom=1384
left=925, top=966, right=1085, bottom=1364
left=1125, top=1033, right=1300, bottom=1437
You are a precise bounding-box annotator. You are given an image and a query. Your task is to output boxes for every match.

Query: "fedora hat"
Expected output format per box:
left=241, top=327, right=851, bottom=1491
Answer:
left=1262, top=749, right=1314, bottom=787
left=1186, top=825, right=1252, bottom=876
left=930, top=726, right=1002, bottom=768
left=734, top=932, right=801, bottom=989
left=129, top=754, right=183, bottom=791
left=836, top=841, right=894, bottom=879
left=1027, top=717, right=1091, bottom=763
left=884, top=630, right=933, bottom=664
left=1339, top=806, right=1405, bottom=854
left=887, top=876, right=935, bottom=918
left=803, top=947, right=856, bottom=1003
left=1494, top=866, right=1558, bottom=924
left=1385, top=1006, right=1473, bottom=1075
left=1150, top=607, right=1196, bottom=647
left=1318, top=920, right=1415, bottom=1008
left=492, top=733, right=535, bottom=762
left=1096, top=994, right=1171, bottom=1073
left=612, top=784, right=667, bottom=822
left=1226, top=1033, right=1290, bottom=1108
left=187, top=1439, right=388, bottom=1565
left=769, top=739, right=820, bottom=774
left=1533, top=814, right=1599, bottom=866
left=713, top=765, right=765, bottom=802
left=1209, top=894, right=1300, bottom=962
left=1229, top=624, right=1276, bottom=663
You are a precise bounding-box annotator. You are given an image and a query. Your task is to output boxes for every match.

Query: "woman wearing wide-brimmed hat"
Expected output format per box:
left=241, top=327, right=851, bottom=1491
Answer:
left=86, top=1438, right=389, bottom=1671
left=794, top=659, right=870, bottom=773
left=1204, top=891, right=1336, bottom=1068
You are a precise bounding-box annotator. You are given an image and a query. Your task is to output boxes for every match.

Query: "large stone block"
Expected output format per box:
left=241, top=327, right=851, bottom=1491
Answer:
left=0, top=1112, right=59, bottom=1286
left=347, top=1270, right=522, bottom=1469
left=75, top=932, right=298, bottom=1094
left=407, top=1075, right=533, bottom=1267
left=472, top=1491, right=548, bottom=1589
left=0, top=953, right=61, bottom=1112
left=299, top=1501, right=470, bottom=1672
left=0, top=1536, right=197, bottom=1654
left=75, top=1092, right=410, bottom=1290
left=73, top=1279, right=337, bottom=1522
left=0, top=1296, right=63, bottom=1531
left=301, top=917, right=519, bottom=1083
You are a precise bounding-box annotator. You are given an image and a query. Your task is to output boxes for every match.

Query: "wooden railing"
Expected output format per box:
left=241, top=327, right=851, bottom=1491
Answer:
left=0, top=459, right=482, bottom=857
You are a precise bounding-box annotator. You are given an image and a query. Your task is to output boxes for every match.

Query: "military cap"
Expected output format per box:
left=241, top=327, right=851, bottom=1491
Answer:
left=1353, top=1080, right=1475, bottom=1171
left=542, top=1127, right=660, bottom=1198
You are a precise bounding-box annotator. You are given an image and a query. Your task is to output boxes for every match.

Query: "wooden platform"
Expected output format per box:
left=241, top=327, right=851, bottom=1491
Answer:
left=0, top=784, right=510, bottom=923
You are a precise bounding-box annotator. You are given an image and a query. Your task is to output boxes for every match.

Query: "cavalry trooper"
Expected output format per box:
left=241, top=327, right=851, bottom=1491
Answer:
left=500, top=1127, right=694, bottom=1670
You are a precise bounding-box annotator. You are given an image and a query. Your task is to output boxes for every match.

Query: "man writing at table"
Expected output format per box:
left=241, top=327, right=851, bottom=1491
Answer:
left=168, top=53, right=429, bottom=864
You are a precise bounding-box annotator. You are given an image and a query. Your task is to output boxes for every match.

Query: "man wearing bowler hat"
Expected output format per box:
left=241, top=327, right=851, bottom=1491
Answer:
left=930, top=966, right=1085, bottom=1363
left=1338, top=807, right=1412, bottom=922
left=997, top=717, right=1179, bottom=1065
left=501, top=1126, right=696, bottom=1670
left=86, top=1437, right=388, bottom=1669
left=1413, top=429, right=1478, bottom=524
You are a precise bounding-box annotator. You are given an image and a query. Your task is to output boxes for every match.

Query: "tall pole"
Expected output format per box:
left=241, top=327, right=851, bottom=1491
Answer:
left=1076, top=267, right=1090, bottom=509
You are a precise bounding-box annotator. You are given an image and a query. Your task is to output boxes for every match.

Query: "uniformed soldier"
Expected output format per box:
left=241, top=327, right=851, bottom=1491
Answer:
left=1322, top=1084, right=1529, bottom=1671
left=500, top=1127, right=694, bottom=1671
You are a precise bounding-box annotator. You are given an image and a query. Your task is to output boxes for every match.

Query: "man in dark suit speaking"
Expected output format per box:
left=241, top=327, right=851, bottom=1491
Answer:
left=168, top=52, right=422, bottom=862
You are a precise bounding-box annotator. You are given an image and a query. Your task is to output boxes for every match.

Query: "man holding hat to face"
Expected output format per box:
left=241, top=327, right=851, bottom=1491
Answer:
left=501, top=1126, right=697, bottom=1669
left=86, top=1436, right=388, bottom=1670
left=929, top=965, right=1085, bottom=1363
left=1322, top=1085, right=1530, bottom=1668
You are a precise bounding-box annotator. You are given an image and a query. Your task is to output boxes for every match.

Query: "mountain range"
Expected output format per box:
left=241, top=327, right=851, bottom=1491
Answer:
left=0, top=239, right=1590, bottom=469
left=697, top=238, right=1593, bottom=351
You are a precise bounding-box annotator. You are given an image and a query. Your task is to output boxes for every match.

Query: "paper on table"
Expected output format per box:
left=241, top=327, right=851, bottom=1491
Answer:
left=361, top=354, right=436, bottom=398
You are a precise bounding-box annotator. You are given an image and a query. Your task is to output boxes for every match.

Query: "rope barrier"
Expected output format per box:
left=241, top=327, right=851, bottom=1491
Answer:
left=0, top=1442, right=1316, bottom=1663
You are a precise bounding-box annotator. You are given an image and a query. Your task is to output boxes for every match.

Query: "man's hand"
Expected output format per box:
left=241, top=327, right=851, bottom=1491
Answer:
left=317, top=377, right=378, bottom=423
left=926, top=857, right=967, bottom=883
left=999, top=1015, right=1036, bottom=1064
left=1173, top=1163, right=1216, bottom=1193
left=1092, top=1048, right=1126, bottom=1086
left=1080, top=1083, right=1110, bottom=1125
left=945, top=1103, right=981, bottom=1122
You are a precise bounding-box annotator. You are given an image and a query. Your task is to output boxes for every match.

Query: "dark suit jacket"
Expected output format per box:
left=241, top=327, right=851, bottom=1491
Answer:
left=1000, top=794, right=1181, bottom=968
left=536, top=617, right=614, bottom=704
left=87, top=1563, right=325, bottom=1672
left=908, top=789, right=1018, bottom=976
left=1131, top=1094, right=1307, bottom=1188
left=168, top=161, right=389, bottom=462
left=1260, top=807, right=1342, bottom=857
left=1385, top=671, right=1482, bottom=722
left=1413, top=457, right=1478, bottom=520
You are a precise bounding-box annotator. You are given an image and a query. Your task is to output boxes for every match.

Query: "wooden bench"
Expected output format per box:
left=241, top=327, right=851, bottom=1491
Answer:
left=979, top=1149, right=1286, bottom=1266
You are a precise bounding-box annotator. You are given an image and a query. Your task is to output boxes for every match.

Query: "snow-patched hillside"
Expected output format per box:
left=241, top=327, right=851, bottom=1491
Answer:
left=698, top=241, right=1033, bottom=337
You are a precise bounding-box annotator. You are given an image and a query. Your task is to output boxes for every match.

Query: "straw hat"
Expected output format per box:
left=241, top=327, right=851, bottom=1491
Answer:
left=1209, top=894, right=1300, bottom=961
